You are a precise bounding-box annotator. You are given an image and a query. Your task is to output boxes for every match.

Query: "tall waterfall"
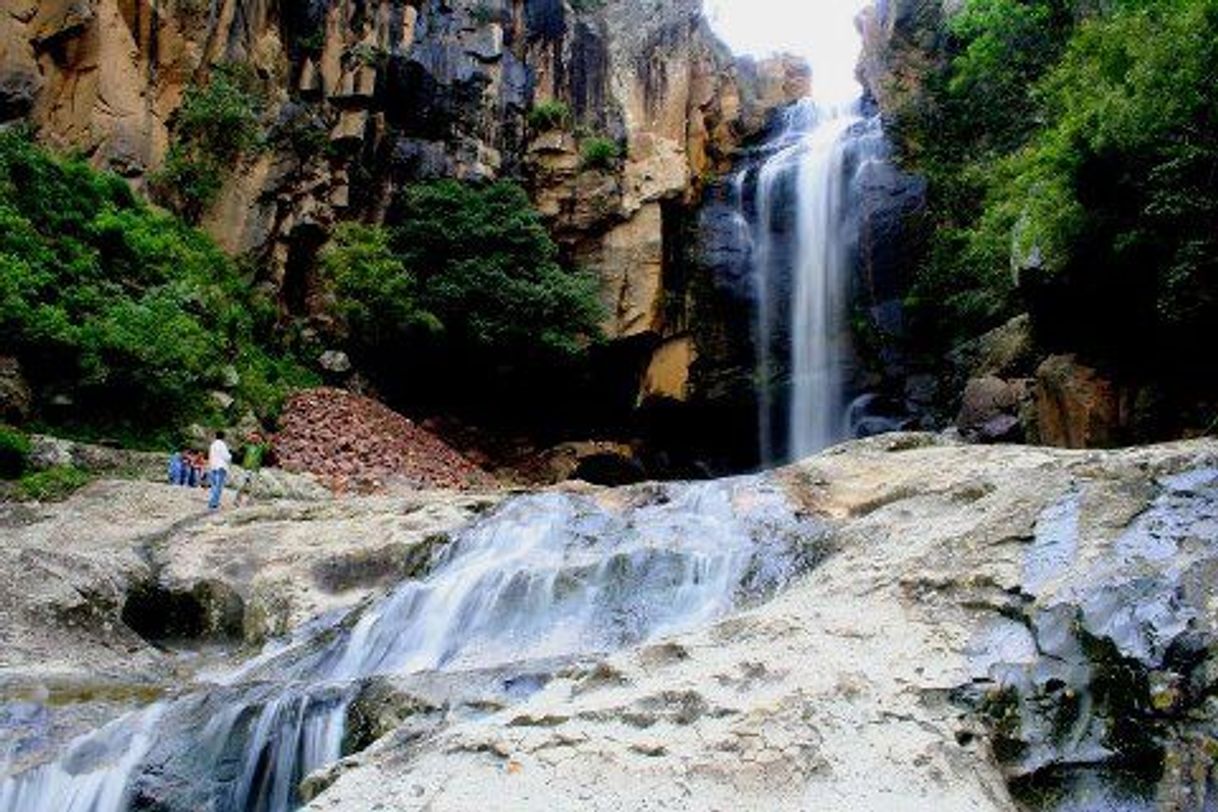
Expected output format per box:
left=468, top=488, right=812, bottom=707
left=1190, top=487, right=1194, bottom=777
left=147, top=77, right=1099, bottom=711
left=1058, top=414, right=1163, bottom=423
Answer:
left=1, top=480, right=820, bottom=812
left=741, top=98, right=882, bottom=464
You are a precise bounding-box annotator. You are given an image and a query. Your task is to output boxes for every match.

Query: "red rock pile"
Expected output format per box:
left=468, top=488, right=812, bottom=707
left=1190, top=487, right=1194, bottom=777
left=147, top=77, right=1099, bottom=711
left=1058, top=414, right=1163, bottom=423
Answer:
left=273, top=388, right=496, bottom=492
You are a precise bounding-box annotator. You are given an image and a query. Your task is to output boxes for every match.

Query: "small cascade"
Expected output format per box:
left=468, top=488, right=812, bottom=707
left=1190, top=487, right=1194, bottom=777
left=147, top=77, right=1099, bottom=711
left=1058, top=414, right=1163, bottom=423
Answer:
left=1, top=479, right=821, bottom=812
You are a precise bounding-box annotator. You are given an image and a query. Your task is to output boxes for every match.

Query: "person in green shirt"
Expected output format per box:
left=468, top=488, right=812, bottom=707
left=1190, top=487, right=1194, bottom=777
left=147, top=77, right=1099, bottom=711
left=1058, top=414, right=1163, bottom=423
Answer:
left=235, top=432, right=269, bottom=506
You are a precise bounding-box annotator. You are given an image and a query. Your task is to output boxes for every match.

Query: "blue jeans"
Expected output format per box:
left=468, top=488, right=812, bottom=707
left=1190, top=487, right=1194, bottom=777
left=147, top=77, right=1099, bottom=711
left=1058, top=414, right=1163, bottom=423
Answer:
left=208, top=468, right=227, bottom=509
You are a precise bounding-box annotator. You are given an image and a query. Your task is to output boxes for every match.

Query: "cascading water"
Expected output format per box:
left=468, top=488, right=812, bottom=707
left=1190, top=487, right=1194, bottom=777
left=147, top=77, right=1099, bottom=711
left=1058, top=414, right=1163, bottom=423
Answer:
left=741, top=99, right=885, bottom=464
left=1, top=479, right=821, bottom=812
left=718, top=0, right=889, bottom=465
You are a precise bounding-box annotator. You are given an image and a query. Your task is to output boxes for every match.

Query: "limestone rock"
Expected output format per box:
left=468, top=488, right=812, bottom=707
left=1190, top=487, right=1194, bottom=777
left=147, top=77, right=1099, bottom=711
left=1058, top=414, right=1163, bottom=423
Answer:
left=7, top=436, right=1218, bottom=809
left=298, top=436, right=1218, bottom=811
left=640, top=336, right=697, bottom=404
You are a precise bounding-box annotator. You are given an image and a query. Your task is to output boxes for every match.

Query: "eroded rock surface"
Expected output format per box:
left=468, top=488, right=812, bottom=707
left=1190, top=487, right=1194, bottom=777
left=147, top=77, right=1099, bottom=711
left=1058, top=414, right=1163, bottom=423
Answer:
left=4, top=437, right=1217, bottom=811
left=302, top=435, right=1218, bottom=811
left=0, top=477, right=500, bottom=775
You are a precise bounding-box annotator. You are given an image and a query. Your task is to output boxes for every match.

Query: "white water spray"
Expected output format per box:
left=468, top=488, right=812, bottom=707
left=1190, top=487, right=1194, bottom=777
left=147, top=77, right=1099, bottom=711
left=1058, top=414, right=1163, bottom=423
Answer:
left=1, top=480, right=819, bottom=812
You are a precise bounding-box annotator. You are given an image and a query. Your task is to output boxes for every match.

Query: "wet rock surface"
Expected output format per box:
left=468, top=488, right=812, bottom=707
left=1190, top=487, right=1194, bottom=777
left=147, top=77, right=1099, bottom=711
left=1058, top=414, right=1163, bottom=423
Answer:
left=0, top=478, right=502, bottom=782
left=304, top=436, right=1218, bottom=812
left=3, top=436, right=1218, bottom=812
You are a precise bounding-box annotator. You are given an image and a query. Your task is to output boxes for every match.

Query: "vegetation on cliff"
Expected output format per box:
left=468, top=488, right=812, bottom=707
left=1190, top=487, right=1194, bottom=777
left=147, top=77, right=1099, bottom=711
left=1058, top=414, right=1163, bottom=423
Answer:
left=322, top=180, right=604, bottom=410
left=0, top=130, right=314, bottom=443
left=150, top=64, right=265, bottom=223
left=898, top=0, right=1217, bottom=419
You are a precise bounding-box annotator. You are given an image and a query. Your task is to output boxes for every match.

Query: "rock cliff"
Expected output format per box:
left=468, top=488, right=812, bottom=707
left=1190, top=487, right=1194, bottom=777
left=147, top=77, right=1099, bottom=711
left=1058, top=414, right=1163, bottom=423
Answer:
left=0, top=0, right=806, bottom=413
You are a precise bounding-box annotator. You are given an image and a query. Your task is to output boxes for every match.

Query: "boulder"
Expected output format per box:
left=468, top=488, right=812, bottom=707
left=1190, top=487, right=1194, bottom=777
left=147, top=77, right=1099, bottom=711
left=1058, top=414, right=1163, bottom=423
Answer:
left=1035, top=354, right=1128, bottom=448
left=949, top=314, right=1036, bottom=382
left=26, top=434, right=164, bottom=479
left=955, top=376, right=1032, bottom=443
left=318, top=350, right=352, bottom=374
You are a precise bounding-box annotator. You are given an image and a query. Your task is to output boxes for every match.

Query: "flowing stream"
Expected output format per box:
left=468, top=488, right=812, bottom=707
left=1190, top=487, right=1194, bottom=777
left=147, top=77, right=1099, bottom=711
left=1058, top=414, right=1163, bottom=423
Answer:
left=0, top=479, right=821, bottom=812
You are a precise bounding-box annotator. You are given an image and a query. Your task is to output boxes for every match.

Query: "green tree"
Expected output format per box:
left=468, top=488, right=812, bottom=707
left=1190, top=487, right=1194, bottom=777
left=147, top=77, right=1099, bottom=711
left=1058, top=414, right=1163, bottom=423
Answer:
left=392, top=180, right=604, bottom=360
left=320, top=222, right=440, bottom=353
left=151, top=64, right=264, bottom=222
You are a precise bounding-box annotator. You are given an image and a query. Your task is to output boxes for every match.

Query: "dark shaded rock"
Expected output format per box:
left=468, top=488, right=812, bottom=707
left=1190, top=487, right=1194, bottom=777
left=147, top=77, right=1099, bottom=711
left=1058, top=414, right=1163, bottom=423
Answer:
left=0, top=356, right=32, bottom=422
left=572, top=452, right=648, bottom=487
left=121, top=580, right=245, bottom=644
left=0, top=62, right=41, bottom=122
left=956, top=376, right=1031, bottom=444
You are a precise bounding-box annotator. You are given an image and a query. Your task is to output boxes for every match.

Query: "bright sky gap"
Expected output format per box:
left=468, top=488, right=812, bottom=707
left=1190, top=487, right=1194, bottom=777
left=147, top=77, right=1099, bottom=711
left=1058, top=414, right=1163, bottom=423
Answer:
left=703, top=0, right=872, bottom=104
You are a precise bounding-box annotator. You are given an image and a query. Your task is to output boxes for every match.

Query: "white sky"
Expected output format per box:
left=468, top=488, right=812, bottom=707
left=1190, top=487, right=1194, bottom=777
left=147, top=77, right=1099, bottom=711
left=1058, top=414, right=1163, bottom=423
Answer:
left=703, top=0, right=872, bottom=104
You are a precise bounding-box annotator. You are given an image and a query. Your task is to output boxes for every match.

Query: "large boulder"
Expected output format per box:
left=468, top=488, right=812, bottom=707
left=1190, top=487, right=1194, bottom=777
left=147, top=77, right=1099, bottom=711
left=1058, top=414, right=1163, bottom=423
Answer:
left=1035, top=354, right=1129, bottom=448
left=955, top=376, right=1032, bottom=443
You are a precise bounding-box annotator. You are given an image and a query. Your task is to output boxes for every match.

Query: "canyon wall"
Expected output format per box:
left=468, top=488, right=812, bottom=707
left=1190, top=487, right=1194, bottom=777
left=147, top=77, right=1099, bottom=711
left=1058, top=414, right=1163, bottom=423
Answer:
left=0, top=0, right=807, bottom=433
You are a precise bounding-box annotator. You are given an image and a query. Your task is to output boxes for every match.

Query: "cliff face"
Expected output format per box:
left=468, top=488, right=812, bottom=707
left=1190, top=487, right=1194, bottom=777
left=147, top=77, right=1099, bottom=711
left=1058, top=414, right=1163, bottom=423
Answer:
left=0, top=0, right=806, bottom=410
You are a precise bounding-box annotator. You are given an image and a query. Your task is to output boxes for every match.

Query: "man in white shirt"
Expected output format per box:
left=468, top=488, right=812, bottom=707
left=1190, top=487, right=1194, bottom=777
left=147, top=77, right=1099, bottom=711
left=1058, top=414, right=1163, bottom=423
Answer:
left=208, top=430, right=232, bottom=510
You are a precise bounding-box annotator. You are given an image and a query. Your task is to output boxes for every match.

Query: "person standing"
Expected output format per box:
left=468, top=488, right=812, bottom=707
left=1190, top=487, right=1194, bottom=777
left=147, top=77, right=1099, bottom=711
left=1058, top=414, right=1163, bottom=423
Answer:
left=208, top=430, right=232, bottom=510
left=234, top=432, right=269, bottom=507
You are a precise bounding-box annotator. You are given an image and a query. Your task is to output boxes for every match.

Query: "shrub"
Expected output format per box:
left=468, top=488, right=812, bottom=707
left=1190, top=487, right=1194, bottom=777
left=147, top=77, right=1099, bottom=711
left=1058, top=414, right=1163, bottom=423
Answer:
left=148, top=145, right=223, bottom=224
left=391, top=180, right=604, bottom=359
left=0, top=130, right=315, bottom=439
left=528, top=100, right=571, bottom=132
left=580, top=136, right=620, bottom=170
left=175, top=63, right=264, bottom=163
left=0, top=424, right=30, bottom=479
left=348, top=43, right=387, bottom=68
left=18, top=466, right=92, bottom=502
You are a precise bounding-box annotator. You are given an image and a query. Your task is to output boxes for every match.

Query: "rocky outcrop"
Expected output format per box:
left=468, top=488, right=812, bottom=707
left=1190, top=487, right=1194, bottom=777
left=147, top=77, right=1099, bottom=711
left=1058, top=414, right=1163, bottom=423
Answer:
left=5, top=436, right=1218, bottom=809
left=0, top=357, right=32, bottom=423
left=0, top=477, right=498, bottom=675
left=296, top=434, right=1218, bottom=811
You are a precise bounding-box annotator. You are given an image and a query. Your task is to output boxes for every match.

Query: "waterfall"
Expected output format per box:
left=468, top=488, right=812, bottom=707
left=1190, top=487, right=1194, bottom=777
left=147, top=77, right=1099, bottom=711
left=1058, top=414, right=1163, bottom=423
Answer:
left=740, top=94, right=886, bottom=464
left=1, top=479, right=820, bottom=812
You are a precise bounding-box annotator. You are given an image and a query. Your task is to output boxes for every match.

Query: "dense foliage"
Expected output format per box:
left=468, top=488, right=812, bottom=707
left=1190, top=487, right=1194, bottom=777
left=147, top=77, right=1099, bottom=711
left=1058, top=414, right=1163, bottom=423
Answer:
left=0, top=131, right=314, bottom=443
left=580, top=137, right=621, bottom=170
left=0, top=424, right=29, bottom=478
left=322, top=180, right=604, bottom=410
left=902, top=0, right=1218, bottom=387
